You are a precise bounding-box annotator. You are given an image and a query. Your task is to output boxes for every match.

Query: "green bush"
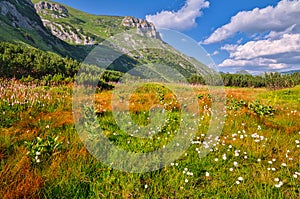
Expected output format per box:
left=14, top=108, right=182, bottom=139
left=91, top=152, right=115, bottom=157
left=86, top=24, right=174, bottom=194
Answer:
left=248, top=100, right=275, bottom=116
left=25, top=136, right=62, bottom=165
left=0, top=42, right=79, bottom=79
left=226, top=98, right=246, bottom=111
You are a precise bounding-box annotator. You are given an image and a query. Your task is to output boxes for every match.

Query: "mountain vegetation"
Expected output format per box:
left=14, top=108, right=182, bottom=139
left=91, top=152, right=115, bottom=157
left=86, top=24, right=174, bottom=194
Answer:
left=0, top=0, right=299, bottom=90
left=0, top=1, right=300, bottom=198
left=0, top=0, right=87, bottom=59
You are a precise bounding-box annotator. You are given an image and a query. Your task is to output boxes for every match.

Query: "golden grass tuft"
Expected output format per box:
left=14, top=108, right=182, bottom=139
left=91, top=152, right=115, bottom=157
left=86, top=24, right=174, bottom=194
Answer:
left=0, top=156, right=43, bottom=199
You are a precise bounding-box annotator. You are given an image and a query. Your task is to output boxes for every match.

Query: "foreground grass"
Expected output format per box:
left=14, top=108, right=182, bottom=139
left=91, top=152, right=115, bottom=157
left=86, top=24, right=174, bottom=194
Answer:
left=0, top=81, right=299, bottom=198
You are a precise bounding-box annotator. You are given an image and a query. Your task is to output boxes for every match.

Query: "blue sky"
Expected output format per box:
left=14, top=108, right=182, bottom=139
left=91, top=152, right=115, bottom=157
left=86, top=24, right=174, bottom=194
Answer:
left=55, top=0, right=300, bottom=74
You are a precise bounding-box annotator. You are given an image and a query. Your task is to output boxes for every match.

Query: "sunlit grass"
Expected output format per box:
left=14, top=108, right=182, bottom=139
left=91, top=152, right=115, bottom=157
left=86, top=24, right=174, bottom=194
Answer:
left=0, top=80, right=299, bottom=198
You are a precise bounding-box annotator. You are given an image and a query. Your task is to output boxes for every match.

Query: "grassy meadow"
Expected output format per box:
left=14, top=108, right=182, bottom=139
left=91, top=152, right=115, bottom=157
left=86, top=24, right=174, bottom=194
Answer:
left=0, top=79, right=299, bottom=198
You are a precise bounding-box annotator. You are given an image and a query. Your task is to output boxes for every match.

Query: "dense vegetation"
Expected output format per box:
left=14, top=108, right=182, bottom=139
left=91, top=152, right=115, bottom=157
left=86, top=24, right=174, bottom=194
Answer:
left=0, top=42, right=123, bottom=88
left=188, top=72, right=300, bottom=89
left=0, top=42, right=79, bottom=79
left=1, top=42, right=300, bottom=90
left=0, top=79, right=299, bottom=198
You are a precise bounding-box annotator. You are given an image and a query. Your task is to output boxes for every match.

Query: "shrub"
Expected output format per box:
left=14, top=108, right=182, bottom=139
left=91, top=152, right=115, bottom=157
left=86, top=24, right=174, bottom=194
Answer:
left=248, top=100, right=275, bottom=116
left=226, top=98, right=246, bottom=111
left=25, top=136, right=62, bottom=165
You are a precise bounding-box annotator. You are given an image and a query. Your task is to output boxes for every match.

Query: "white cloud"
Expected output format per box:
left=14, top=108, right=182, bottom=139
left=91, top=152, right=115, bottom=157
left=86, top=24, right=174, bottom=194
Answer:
left=202, top=0, right=300, bottom=72
left=146, top=0, right=209, bottom=30
left=204, top=0, right=300, bottom=44
left=211, top=50, right=219, bottom=56
left=219, top=33, right=300, bottom=71
left=222, top=34, right=300, bottom=60
left=266, top=24, right=297, bottom=40
left=219, top=58, right=288, bottom=70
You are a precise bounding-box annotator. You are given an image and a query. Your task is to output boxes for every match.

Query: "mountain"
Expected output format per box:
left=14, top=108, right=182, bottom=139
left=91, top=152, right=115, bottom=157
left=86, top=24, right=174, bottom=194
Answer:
left=0, top=0, right=211, bottom=80
left=0, top=0, right=87, bottom=59
left=281, top=70, right=300, bottom=74
left=236, top=70, right=252, bottom=75
left=30, top=0, right=207, bottom=76
left=33, top=1, right=161, bottom=45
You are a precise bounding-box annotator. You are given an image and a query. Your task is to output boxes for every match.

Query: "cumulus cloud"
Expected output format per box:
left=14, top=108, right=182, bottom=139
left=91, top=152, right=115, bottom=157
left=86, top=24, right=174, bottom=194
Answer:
left=204, top=0, right=300, bottom=72
left=219, top=33, right=300, bottom=71
left=222, top=34, right=300, bottom=60
left=203, top=0, right=300, bottom=44
left=208, top=50, right=219, bottom=56
left=219, top=58, right=288, bottom=70
left=146, top=0, right=209, bottom=30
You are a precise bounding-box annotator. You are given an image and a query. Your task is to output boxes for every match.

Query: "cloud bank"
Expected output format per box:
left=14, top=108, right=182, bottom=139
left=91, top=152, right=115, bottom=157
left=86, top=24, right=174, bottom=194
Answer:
left=207, top=0, right=300, bottom=72
left=204, top=0, right=300, bottom=44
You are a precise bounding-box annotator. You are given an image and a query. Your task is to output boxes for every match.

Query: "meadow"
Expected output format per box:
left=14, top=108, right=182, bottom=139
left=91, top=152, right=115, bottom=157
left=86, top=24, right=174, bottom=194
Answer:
left=0, top=79, right=299, bottom=198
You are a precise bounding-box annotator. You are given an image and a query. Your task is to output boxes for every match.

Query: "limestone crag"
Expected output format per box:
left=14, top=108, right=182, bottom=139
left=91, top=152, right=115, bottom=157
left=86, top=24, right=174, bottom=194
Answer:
left=0, top=0, right=37, bottom=30
left=34, top=1, right=94, bottom=45
left=42, top=19, right=95, bottom=45
left=122, top=16, right=161, bottom=39
left=34, top=1, right=68, bottom=18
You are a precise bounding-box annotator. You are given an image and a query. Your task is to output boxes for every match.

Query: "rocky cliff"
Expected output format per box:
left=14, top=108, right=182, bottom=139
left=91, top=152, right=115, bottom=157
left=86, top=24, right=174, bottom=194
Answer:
left=0, top=0, right=87, bottom=59
left=33, top=2, right=161, bottom=45
left=0, top=0, right=44, bottom=31
left=41, top=19, right=95, bottom=45
left=121, top=16, right=161, bottom=39
left=35, top=1, right=69, bottom=18
left=34, top=1, right=95, bottom=45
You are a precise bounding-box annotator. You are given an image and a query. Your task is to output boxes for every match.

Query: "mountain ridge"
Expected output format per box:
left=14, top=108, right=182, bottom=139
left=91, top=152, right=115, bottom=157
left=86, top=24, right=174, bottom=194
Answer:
left=281, top=70, right=300, bottom=74
left=0, top=0, right=211, bottom=80
left=32, top=0, right=161, bottom=45
left=0, top=0, right=87, bottom=59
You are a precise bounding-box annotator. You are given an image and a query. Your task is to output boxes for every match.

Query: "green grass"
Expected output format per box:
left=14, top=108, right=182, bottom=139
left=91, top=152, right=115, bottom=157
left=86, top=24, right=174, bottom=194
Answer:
left=32, top=0, right=127, bottom=43
left=0, top=81, right=299, bottom=198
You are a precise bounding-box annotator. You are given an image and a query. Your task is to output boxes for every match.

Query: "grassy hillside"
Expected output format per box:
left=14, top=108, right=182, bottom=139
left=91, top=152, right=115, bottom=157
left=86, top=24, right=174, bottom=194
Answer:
left=0, top=0, right=87, bottom=59
left=32, top=0, right=127, bottom=43
left=0, top=0, right=206, bottom=77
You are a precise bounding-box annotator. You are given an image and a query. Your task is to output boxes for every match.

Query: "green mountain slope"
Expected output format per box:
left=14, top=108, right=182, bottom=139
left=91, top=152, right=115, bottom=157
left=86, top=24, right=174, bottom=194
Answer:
left=32, top=0, right=126, bottom=44
left=32, top=0, right=160, bottom=45
left=0, top=0, right=87, bottom=59
left=30, top=1, right=205, bottom=76
left=0, top=0, right=212, bottom=81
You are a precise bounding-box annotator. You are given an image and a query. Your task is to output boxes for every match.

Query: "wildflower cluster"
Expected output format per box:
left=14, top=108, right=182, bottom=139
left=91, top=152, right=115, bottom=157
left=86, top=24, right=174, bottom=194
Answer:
left=0, top=79, right=70, bottom=127
left=25, top=136, right=62, bottom=165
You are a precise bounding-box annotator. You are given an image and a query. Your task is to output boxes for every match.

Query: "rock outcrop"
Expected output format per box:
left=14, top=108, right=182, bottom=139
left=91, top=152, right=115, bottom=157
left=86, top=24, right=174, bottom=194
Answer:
left=34, top=1, right=94, bottom=45
left=122, top=16, right=161, bottom=40
left=34, top=1, right=68, bottom=18
left=0, top=0, right=38, bottom=30
left=42, top=19, right=94, bottom=45
left=0, top=0, right=88, bottom=59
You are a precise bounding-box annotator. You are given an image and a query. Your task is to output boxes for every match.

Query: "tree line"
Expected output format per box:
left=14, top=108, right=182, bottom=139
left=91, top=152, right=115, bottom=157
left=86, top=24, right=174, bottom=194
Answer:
left=188, top=72, right=300, bottom=90
left=1, top=42, right=299, bottom=90
left=0, top=42, right=79, bottom=79
left=0, top=42, right=121, bottom=88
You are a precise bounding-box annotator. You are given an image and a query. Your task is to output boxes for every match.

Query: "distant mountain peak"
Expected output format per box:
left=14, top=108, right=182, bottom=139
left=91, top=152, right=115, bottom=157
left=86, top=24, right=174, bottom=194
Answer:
left=281, top=70, right=300, bottom=74
left=236, top=70, right=251, bottom=75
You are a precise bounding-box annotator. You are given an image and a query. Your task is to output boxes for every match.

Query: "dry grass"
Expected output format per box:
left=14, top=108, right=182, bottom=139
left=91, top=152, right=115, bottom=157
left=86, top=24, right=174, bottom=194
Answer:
left=1, top=83, right=299, bottom=198
left=0, top=156, right=43, bottom=199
